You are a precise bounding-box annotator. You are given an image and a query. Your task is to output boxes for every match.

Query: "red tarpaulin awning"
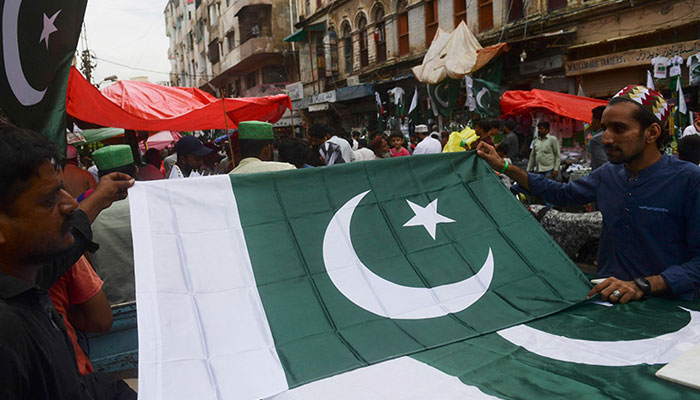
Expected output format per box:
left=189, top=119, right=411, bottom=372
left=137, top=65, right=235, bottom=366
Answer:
left=66, top=67, right=292, bottom=131
left=500, top=89, right=608, bottom=124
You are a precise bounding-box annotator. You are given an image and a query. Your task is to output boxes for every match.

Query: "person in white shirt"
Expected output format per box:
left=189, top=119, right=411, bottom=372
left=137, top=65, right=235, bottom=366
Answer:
left=412, top=124, right=442, bottom=155
left=681, top=115, right=700, bottom=139
left=168, top=135, right=213, bottom=179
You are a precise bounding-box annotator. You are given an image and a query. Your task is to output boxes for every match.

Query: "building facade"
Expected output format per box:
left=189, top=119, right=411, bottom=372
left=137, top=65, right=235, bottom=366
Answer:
left=290, top=0, right=699, bottom=131
left=164, top=0, right=300, bottom=100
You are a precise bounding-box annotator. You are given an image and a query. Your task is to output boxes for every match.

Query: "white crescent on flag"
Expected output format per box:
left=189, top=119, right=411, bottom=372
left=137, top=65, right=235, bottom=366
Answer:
left=2, top=0, right=48, bottom=106
left=497, top=306, right=700, bottom=366
left=476, top=87, right=489, bottom=109
left=322, top=190, right=494, bottom=320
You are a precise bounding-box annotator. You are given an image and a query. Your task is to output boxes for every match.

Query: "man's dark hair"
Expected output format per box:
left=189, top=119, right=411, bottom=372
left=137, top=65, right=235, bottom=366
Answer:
left=309, top=123, right=329, bottom=139
left=592, top=106, right=606, bottom=121
left=678, top=135, right=700, bottom=165
left=608, top=97, right=669, bottom=149
left=278, top=137, right=309, bottom=168
left=537, top=121, right=550, bottom=130
left=144, top=148, right=161, bottom=166
left=338, top=130, right=353, bottom=147
left=98, top=164, right=137, bottom=178
left=475, top=119, right=499, bottom=131
left=389, top=130, right=404, bottom=140
left=0, top=125, right=59, bottom=211
left=239, top=138, right=272, bottom=159
left=497, top=142, right=510, bottom=155
left=351, top=130, right=361, bottom=138
left=502, top=120, right=516, bottom=132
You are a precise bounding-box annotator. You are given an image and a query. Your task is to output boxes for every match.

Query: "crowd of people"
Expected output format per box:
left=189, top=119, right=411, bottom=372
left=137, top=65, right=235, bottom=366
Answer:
left=0, top=84, right=699, bottom=399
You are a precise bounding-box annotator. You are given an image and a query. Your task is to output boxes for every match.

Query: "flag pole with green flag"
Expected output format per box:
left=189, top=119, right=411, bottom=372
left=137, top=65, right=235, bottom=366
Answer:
left=0, top=0, right=88, bottom=156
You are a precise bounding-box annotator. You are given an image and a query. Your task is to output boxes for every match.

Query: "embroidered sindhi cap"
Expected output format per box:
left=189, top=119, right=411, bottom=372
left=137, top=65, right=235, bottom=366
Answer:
left=238, top=121, right=274, bottom=140
left=92, top=145, right=134, bottom=170
left=613, top=85, right=669, bottom=125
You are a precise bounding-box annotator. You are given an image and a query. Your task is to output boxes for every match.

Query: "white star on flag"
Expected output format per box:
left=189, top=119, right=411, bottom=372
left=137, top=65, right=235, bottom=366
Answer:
left=403, top=198, right=455, bottom=240
left=39, top=10, right=62, bottom=50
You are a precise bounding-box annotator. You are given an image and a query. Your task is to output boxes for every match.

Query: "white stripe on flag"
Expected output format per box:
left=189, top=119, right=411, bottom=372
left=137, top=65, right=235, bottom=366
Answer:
left=266, top=357, right=501, bottom=400
left=129, top=176, right=288, bottom=399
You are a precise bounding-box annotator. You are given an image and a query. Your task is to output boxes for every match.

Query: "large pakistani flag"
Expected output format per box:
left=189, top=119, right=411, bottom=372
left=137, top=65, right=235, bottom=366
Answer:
left=268, top=299, right=700, bottom=399
left=129, top=152, right=594, bottom=399
left=0, top=0, right=87, bottom=156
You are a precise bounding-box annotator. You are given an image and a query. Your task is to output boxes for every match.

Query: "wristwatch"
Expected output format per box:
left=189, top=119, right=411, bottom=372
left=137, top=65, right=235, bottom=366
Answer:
left=634, top=277, right=651, bottom=298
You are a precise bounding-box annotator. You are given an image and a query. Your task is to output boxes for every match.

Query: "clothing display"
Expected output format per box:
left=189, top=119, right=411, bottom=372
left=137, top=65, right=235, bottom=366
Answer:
left=651, top=56, right=669, bottom=79
left=687, top=52, right=700, bottom=86
left=667, top=55, right=684, bottom=78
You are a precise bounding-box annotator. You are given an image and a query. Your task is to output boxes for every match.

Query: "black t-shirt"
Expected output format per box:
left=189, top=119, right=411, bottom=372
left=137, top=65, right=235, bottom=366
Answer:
left=0, top=210, right=98, bottom=400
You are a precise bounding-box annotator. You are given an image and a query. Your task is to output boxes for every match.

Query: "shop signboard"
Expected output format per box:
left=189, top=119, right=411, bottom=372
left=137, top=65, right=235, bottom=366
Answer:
left=565, top=39, right=700, bottom=76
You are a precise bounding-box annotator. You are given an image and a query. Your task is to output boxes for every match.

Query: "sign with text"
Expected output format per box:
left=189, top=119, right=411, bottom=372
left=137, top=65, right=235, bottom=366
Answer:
left=565, top=39, right=700, bottom=76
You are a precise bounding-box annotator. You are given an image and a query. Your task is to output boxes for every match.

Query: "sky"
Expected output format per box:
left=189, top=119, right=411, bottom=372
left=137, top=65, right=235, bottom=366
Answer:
left=80, top=0, right=172, bottom=86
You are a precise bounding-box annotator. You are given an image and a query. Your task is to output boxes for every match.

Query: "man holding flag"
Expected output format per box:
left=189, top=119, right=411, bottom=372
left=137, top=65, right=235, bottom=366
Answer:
left=477, top=85, right=700, bottom=303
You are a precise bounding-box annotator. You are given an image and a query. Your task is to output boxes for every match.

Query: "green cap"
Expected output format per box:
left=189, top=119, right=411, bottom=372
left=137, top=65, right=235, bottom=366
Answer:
left=92, top=145, right=134, bottom=170
left=238, top=121, right=274, bottom=140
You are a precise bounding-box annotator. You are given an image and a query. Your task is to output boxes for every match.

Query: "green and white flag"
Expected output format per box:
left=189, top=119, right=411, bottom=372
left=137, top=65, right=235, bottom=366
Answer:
left=0, top=0, right=86, bottom=156
left=129, top=153, right=591, bottom=399
left=427, top=78, right=459, bottom=117
left=271, top=299, right=700, bottom=399
left=472, top=78, right=500, bottom=117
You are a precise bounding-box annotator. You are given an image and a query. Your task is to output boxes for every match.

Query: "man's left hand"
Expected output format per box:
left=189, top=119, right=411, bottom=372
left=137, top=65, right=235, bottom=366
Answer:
left=587, top=277, right=644, bottom=304
left=552, top=170, right=559, bottom=179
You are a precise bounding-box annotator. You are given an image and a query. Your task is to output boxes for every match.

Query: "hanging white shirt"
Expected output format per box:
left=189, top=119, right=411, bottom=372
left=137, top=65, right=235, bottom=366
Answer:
left=667, top=55, right=684, bottom=78
left=652, top=56, right=668, bottom=79
left=413, top=136, right=442, bottom=155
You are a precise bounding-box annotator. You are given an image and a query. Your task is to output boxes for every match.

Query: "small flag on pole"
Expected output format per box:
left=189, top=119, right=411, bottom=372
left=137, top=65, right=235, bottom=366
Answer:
left=647, top=70, right=655, bottom=90
left=408, top=87, right=419, bottom=115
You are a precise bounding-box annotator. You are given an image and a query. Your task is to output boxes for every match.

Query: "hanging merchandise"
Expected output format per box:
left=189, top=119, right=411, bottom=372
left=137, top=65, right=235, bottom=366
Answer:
left=687, top=52, right=700, bottom=86
left=667, top=55, right=684, bottom=90
left=427, top=79, right=460, bottom=117
left=465, top=76, right=476, bottom=112
left=388, top=87, right=406, bottom=118
left=408, top=87, right=419, bottom=115
left=651, top=55, right=669, bottom=79
left=470, top=57, right=503, bottom=118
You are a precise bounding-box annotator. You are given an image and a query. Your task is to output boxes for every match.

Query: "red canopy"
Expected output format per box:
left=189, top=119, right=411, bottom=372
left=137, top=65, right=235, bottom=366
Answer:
left=66, top=67, right=291, bottom=131
left=500, top=89, right=608, bottom=124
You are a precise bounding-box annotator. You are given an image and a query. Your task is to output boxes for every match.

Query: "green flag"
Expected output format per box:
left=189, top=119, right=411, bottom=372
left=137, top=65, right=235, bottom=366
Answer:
left=0, top=0, right=87, bottom=156
left=471, top=57, right=503, bottom=117
left=129, top=152, right=591, bottom=399
left=427, top=78, right=460, bottom=117
left=268, top=298, right=700, bottom=398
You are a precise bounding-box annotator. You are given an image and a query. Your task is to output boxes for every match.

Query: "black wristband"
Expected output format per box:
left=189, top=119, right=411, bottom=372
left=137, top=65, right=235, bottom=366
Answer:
left=634, top=277, right=651, bottom=298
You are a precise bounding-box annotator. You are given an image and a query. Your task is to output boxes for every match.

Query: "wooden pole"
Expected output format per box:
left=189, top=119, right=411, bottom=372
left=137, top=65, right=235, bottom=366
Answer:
left=221, top=88, right=235, bottom=164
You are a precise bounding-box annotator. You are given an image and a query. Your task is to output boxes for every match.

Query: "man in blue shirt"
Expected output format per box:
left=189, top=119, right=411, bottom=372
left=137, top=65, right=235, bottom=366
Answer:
left=476, top=85, right=700, bottom=303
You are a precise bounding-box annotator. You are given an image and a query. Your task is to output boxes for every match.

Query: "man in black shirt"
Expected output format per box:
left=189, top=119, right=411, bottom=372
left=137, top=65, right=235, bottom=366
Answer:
left=0, top=126, right=135, bottom=399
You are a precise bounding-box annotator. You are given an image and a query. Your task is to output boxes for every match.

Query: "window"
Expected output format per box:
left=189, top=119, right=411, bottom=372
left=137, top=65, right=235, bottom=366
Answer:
left=357, top=16, right=368, bottom=68
left=305, top=0, right=310, bottom=15
left=478, top=0, right=493, bottom=31
left=226, top=31, right=235, bottom=52
left=373, top=6, right=386, bottom=63
left=315, top=31, right=326, bottom=79
left=454, top=0, right=466, bottom=27
left=246, top=71, right=256, bottom=89
left=425, top=0, right=438, bottom=47
left=238, top=5, right=271, bottom=44
left=195, top=18, right=205, bottom=42
left=397, top=0, right=409, bottom=57
left=195, top=0, right=201, bottom=8
left=342, top=23, right=353, bottom=73
left=316, top=0, right=321, bottom=10
left=327, top=28, right=339, bottom=75
left=548, top=0, right=566, bottom=10
left=507, top=0, right=523, bottom=21
left=209, top=4, right=218, bottom=25
left=226, top=0, right=231, bottom=7
left=208, top=39, right=220, bottom=64
left=263, top=65, right=289, bottom=84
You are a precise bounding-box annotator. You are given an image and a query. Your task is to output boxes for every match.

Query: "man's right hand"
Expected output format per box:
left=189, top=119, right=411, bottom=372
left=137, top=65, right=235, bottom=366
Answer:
left=79, top=172, right=135, bottom=223
left=475, top=142, right=505, bottom=171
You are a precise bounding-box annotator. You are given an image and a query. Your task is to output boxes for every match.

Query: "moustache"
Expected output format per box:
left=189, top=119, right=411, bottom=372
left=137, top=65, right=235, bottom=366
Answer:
left=604, top=145, right=620, bottom=152
left=61, top=211, right=79, bottom=234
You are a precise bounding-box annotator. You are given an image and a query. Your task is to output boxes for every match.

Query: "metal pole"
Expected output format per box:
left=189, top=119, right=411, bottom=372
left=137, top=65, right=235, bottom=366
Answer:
left=222, top=88, right=235, bottom=165
left=308, top=29, right=316, bottom=93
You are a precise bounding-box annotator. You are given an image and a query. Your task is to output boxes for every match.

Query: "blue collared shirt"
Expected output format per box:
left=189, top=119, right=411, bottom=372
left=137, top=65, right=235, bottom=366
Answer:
left=528, top=156, right=700, bottom=300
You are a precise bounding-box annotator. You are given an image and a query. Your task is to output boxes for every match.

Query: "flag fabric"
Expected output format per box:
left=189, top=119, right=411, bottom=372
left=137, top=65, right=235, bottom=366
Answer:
left=678, top=80, right=687, bottom=115
left=647, top=70, right=655, bottom=90
left=577, top=83, right=585, bottom=97
left=465, top=76, right=476, bottom=112
left=408, top=86, right=419, bottom=115
left=427, top=78, right=460, bottom=117
left=0, top=0, right=87, bottom=156
left=129, top=152, right=591, bottom=399
left=270, top=298, right=700, bottom=399
left=470, top=57, right=503, bottom=117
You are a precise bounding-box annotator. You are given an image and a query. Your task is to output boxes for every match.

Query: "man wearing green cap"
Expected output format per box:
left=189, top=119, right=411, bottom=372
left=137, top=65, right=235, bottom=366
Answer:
left=230, top=121, right=295, bottom=175
left=92, top=144, right=138, bottom=179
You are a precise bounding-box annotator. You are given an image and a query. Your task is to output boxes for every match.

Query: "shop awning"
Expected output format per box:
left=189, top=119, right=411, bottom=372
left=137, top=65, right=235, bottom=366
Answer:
left=500, top=89, right=608, bottom=123
left=66, top=67, right=292, bottom=131
left=283, top=23, right=325, bottom=42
